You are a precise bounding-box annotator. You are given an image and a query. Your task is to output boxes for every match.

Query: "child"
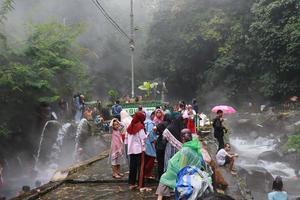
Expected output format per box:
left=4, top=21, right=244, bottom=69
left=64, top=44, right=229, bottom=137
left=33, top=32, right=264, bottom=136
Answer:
left=109, top=118, right=125, bottom=179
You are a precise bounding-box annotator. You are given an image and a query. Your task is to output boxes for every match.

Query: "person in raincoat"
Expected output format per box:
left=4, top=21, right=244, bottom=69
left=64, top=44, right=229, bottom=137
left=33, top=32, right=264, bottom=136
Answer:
left=109, top=118, right=126, bottom=179
left=156, top=129, right=205, bottom=200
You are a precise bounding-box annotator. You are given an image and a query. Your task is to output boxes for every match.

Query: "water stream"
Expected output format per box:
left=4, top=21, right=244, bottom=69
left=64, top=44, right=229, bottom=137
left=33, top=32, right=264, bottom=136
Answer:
left=74, top=118, right=89, bottom=160
left=48, top=123, right=72, bottom=165
left=35, top=120, right=60, bottom=168
left=230, top=136, right=300, bottom=199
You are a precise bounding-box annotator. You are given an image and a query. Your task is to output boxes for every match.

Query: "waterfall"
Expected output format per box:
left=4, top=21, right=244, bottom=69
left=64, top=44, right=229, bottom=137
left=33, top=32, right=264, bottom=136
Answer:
left=74, top=118, right=89, bottom=161
left=48, top=123, right=72, bottom=165
left=230, top=136, right=295, bottom=178
left=35, top=120, right=60, bottom=168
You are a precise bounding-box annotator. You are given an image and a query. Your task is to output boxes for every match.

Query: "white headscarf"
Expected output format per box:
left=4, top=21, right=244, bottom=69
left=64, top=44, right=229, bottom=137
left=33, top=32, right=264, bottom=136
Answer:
left=120, top=110, right=132, bottom=129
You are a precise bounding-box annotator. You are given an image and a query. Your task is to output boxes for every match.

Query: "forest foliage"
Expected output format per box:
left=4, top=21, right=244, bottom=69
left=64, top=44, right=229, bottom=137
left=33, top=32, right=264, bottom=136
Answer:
left=0, top=20, right=87, bottom=138
left=143, top=0, right=300, bottom=105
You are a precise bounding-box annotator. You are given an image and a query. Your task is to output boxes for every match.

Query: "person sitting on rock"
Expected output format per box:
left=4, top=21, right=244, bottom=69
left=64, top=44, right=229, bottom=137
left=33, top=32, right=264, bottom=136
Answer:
left=216, top=143, right=238, bottom=175
left=268, top=176, right=288, bottom=200
left=156, top=129, right=206, bottom=200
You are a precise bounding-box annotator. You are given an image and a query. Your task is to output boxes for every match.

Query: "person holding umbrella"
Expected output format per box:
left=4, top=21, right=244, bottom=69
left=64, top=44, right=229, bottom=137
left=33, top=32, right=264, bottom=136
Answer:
left=213, top=110, right=227, bottom=151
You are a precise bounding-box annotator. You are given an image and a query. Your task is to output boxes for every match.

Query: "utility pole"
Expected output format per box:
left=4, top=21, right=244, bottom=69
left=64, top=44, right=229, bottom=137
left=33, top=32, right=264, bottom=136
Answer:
left=130, top=0, right=135, bottom=98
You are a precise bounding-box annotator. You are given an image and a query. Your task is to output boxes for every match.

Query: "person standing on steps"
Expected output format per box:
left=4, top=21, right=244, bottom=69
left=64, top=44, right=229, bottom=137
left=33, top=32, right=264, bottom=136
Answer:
left=213, top=110, right=227, bottom=151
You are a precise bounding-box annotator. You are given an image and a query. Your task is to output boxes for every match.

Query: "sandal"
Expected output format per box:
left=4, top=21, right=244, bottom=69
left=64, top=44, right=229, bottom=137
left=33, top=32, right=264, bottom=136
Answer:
left=118, top=173, right=125, bottom=177
left=112, top=174, right=122, bottom=179
left=231, top=171, right=237, bottom=175
left=144, top=176, right=155, bottom=180
left=129, top=185, right=138, bottom=190
left=139, top=187, right=152, bottom=192
left=216, top=189, right=225, bottom=194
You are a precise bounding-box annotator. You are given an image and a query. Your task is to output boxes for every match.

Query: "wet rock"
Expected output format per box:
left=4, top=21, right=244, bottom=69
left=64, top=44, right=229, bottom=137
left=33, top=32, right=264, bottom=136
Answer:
left=257, top=150, right=282, bottom=162
left=281, top=153, right=300, bottom=175
left=249, top=131, right=258, bottom=139
left=238, top=166, right=273, bottom=200
left=237, top=119, right=251, bottom=124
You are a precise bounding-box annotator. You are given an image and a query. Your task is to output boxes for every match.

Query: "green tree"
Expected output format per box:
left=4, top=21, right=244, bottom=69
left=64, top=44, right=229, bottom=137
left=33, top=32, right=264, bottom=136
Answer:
left=0, top=22, right=87, bottom=139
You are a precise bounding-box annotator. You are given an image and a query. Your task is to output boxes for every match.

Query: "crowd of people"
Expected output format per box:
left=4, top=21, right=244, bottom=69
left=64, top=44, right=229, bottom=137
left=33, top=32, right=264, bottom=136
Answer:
left=0, top=97, right=290, bottom=200
left=108, top=100, right=290, bottom=200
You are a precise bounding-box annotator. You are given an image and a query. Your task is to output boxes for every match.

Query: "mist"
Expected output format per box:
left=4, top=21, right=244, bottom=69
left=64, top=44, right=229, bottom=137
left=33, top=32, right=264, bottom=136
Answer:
left=0, top=0, right=299, bottom=199
left=3, top=0, right=157, bottom=98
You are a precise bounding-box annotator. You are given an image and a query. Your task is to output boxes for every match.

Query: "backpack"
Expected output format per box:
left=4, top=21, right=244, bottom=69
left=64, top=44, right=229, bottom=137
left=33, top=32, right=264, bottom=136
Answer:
left=175, top=166, right=213, bottom=200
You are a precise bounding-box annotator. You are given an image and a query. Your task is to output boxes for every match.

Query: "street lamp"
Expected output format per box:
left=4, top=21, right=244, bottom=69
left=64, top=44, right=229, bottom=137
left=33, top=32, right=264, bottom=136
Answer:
left=130, top=0, right=135, bottom=98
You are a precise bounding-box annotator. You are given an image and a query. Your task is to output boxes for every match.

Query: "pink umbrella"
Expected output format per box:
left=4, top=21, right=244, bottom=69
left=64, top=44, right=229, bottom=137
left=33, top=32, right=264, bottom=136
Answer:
left=211, top=105, right=237, bottom=114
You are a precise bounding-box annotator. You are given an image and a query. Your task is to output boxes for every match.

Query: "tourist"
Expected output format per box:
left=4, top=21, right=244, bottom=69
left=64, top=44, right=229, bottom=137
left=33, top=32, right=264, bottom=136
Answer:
left=213, top=110, right=227, bottom=151
left=73, top=94, right=84, bottom=123
left=96, top=99, right=102, bottom=114
left=58, top=98, right=68, bottom=121
left=156, top=129, right=205, bottom=200
left=268, top=176, right=288, bottom=200
left=216, top=143, right=238, bottom=175
left=178, top=101, right=186, bottom=113
left=144, top=112, right=156, bottom=179
left=201, top=141, right=228, bottom=190
left=109, top=118, right=126, bottom=179
left=112, top=100, right=122, bottom=121
left=83, top=107, right=93, bottom=121
left=192, top=99, right=199, bottom=114
left=155, top=122, right=167, bottom=180
left=120, top=110, right=132, bottom=160
left=185, top=105, right=196, bottom=134
left=138, top=105, right=143, bottom=112
left=163, top=114, right=187, bottom=170
left=153, top=109, right=164, bottom=125
left=126, top=112, right=147, bottom=190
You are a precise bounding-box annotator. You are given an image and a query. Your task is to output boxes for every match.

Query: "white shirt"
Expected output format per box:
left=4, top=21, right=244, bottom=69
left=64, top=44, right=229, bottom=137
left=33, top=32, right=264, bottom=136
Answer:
left=216, top=149, right=230, bottom=166
left=127, top=129, right=147, bottom=155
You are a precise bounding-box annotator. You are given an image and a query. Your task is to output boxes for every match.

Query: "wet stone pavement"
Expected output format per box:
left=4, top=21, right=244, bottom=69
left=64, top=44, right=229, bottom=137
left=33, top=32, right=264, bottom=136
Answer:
left=40, top=182, right=158, bottom=200
left=38, top=156, right=159, bottom=200
left=13, top=134, right=249, bottom=200
left=66, top=157, right=129, bottom=182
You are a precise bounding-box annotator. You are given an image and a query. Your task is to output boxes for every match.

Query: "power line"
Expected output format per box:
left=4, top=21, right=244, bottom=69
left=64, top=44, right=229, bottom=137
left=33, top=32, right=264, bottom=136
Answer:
left=91, top=0, right=131, bottom=41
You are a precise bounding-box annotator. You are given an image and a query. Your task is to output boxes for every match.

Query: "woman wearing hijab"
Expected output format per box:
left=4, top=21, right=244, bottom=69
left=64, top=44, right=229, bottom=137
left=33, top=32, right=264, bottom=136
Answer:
left=153, top=109, right=164, bottom=125
left=185, top=105, right=196, bottom=134
left=127, top=111, right=148, bottom=190
left=144, top=112, right=157, bottom=179
left=163, top=114, right=187, bottom=171
left=108, top=118, right=126, bottom=179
